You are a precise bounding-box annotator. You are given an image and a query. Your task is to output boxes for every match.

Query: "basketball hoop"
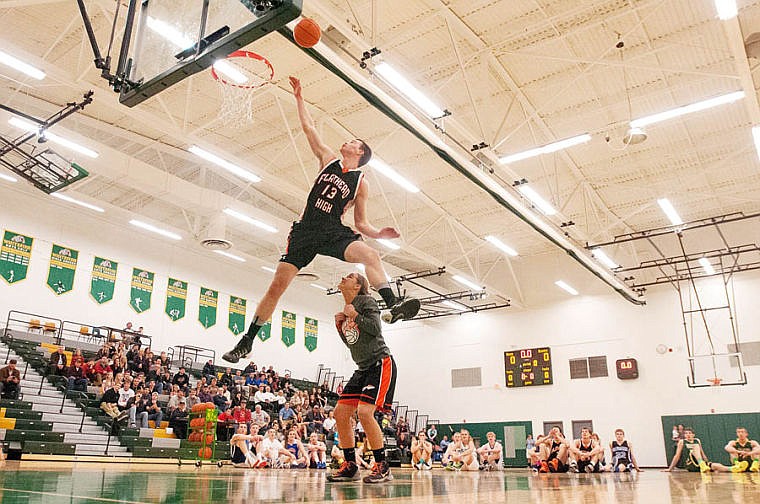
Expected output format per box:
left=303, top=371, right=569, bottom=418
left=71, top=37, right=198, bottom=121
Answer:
left=706, top=377, right=723, bottom=387
left=211, top=50, right=274, bottom=125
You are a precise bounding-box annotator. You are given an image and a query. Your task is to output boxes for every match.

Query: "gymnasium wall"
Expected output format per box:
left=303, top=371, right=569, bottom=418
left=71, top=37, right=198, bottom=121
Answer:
left=0, top=187, right=356, bottom=383
left=383, top=273, right=760, bottom=467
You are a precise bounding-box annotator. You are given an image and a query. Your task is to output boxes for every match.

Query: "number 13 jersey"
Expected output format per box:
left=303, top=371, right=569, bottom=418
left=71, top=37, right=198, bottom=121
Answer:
left=301, top=159, right=363, bottom=226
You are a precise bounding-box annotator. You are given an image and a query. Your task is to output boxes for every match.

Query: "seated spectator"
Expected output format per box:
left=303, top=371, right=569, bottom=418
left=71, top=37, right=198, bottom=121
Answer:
left=212, top=386, right=230, bottom=412
left=427, top=424, right=438, bottom=444
left=306, top=432, right=327, bottom=469
left=169, top=398, right=189, bottom=439
left=99, top=371, right=114, bottom=395
left=253, top=385, right=267, bottom=406
left=91, top=357, right=112, bottom=386
left=66, top=360, right=88, bottom=392
left=136, top=391, right=164, bottom=429
left=397, top=417, right=411, bottom=453
left=305, top=405, right=325, bottom=436
left=279, top=401, right=297, bottom=430
left=251, top=404, right=271, bottom=430
left=437, top=435, right=450, bottom=462
left=323, top=410, right=337, bottom=438
left=243, top=361, right=257, bottom=376
left=186, top=389, right=201, bottom=411
left=166, top=388, right=183, bottom=412
left=260, top=428, right=295, bottom=468
left=412, top=430, right=433, bottom=470
left=158, top=351, right=169, bottom=368
left=231, top=398, right=252, bottom=425
left=70, top=349, right=85, bottom=368
left=244, top=373, right=257, bottom=398
left=279, top=372, right=291, bottom=391
left=477, top=431, right=503, bottom=471
left=284, top=429, right=308, bottom=468
left=232, top=369, right=245, bottom=393
left=0, top=360, right=21, bottom=399
left=156, top=370, right=171, bottom=395
left=198, top=385, right=213, bottom=404
left=100, top=383, right=121, bottom=418
left=48, top=345, right=68, bottom=376
left=219, top=367, right=234, bottom=389
left=202, top=359, right=215, bottom=382
left=230, top=390, right=244, bottom=409
left=117, top=380, right=137, bottom=426
left=172, top=367, right=190, bottom=394
left=230, top=423, right=264, bottom=468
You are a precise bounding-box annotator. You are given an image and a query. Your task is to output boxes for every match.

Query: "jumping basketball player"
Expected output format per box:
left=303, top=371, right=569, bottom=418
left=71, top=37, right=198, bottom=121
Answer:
left=223, top=76, right=419, bottom=363
left=328, top=272, right=396, bottom=484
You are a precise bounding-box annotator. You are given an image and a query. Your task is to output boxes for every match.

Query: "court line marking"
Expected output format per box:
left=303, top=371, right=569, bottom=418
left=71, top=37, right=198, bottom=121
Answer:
left=0, top=487, right=146, bottom=503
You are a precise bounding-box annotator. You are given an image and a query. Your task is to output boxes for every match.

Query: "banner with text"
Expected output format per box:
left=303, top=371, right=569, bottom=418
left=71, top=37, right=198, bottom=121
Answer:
left=165, top=278, right=187, bottom=321
left=199, top=287, right=218, bottom=329
left=282, top=310, right=296, bottom=347
left=130, top=267, right=154, bottom=313
left=0, top=230, right=33, bottom=284
left=228, top=296, right=246, bottom=335
left=258, top=321, right=272, bottom=342
left=304, top=317, right=318, bottom=352
left=90, top=257, right=117, bottom=304
left=46, top=244, right=78, bottom=295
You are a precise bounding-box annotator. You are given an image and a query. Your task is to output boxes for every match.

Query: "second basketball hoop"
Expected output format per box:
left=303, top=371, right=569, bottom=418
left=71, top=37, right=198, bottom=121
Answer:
left=211, top=50, right=275, bottom=125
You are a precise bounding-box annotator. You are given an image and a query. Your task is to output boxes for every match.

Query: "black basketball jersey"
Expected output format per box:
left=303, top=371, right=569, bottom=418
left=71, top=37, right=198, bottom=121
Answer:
left=611, top=440, right=630, bottom=464
left=301, top=159, right=363, bottom=226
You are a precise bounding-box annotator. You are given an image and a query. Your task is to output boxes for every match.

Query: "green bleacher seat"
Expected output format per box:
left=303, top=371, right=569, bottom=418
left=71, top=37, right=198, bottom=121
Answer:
left=23, top=441, right=76, bottom=455
left=2, top=408, right=42, bottom=420
left=4, top=430, right=64, bottom=443
left=0, top=400, right=33, bottom=410
left=130, top=447, right=179, bottom=458
left=13, top=419, right=54, bottom=431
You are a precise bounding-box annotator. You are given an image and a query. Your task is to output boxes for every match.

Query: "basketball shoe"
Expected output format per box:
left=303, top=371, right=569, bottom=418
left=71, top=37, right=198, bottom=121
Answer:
left=381, top=297, right=421, bottom=324
left=222, top=335, right=253, bottom=363
left=364, top=460, right=393, bottom=483
left=327, top=460, right=360, bottom=482
left=732, top=460, right=749, bottom=473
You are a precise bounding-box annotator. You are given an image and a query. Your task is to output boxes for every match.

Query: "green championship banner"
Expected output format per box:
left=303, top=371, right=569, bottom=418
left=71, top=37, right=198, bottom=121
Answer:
left=258, top=321, right=272, bottom=342
left=304, top=317, right=318, bottom=352
left=199, top=287, right=218, bottom=329
left=165, top=278, right=187, bottom=321
left=90, top=257, right=117, bottom=304
left=282, top=310, right=296, bottom=347
left=46, top=244, right=78, bottom=295
left=0, top=230, right=33, bottom=284
left=228, top=296, right=246, bottom=335
left=130, top=267, right=154, bottom=313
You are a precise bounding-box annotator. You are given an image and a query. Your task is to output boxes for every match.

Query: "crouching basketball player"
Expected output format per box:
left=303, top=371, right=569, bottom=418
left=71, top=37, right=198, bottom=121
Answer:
left=328, top=272, right=396, bottom=484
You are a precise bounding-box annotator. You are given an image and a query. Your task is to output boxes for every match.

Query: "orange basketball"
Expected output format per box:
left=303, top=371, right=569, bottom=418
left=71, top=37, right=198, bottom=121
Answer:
left=198, top=447, right=212, bottom=459
left=294, top=18, right=321, bottom=48
left=205, top=434, right=214, bottom=445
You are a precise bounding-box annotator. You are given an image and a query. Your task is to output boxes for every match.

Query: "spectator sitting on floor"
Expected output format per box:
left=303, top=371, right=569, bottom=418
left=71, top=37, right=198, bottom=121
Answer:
left=100, top=382, right=121, bottom=418
left=0, top=359, right=21, bottom=399
left=172, top=367, right=190, bottom=394
left=48, top=345, right=68, bottom=376
left=230, top=423, right=264, bottom=468
left=66, top=360, right=88, bottom=392
left=306, top=432, right=328, bottom=469
left=169, top=398, right=189, bottom=439
left=202, top=359, right=215, bottom=382
left=251, top=404, right=271, bottom=430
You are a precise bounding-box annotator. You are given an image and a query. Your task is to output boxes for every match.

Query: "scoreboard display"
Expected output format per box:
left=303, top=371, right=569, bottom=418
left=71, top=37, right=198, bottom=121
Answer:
left=504, top=347, right=553, bottom=387
left=615, top=358, right=639, bottom=380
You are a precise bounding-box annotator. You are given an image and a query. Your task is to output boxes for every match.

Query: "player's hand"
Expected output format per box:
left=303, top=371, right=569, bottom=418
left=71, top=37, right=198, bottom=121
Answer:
left=343, top=304, right=358, bottom=318
left=377, top=227, right=400, bottom=239
left=661, top=468, right=671, bottom=472
left=335, top=312, right=346, bottom=324
left=289, top=76, right=302, bottom=98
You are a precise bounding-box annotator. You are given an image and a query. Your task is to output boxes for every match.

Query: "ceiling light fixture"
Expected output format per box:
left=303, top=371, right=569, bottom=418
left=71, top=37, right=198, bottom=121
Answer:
left=213, top=250, right=245, bottom=262
left=376, top=239, right=401, bottom=250
left=189, top=146, right=261, bottom=183
left=698, top=257, right=716, bottom=275
left=443, top=300, right=468, bottom=311
left=657, top=198, right=683, bottom=226
left=517, top=185, right=557, bottom=216
left=0, top=172, right=17, bottom=183
left=9, top=117, right=98, bottom=158
left=591, top=248, right=619, bottom=269
left=129, top=219, right=182, bottom=240
left=630, top=91, right=744, bottom=128
left=51, top=193, right=105, bottom=213
left=0, top=50, right=45, bottom=80
left=452, top=274, right=484, bottom=291
left=499, top=134, right=591, bottom=165
left=715, top=0, right=738, bottom=19
left=485, top=235, right=518, bottom=257
left=310, top=283, right=328, bottom=291
left=367, top=158, right=420, bottom=193
left=223, top=208, right=277, bottom=233
left=374, top=62, right=445, bottom=118
left=555, top=280, right=579, bottom=296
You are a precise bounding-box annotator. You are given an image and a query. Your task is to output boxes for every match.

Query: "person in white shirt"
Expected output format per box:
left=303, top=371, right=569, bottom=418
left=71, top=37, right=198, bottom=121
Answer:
left=260, top=428, right=295, bottom=468
left=253, top=385, right=268, bottom=405
left=323, top=410, right=337, bottom=434
left=442, top=432, right=467, bottom=470
left=459, top=430, right=480, bottom=471
left=251, top=404, right=271, bottom=429
left=116, top=381, right=135, bottom=423
left=306, top=432, right=328, bottom=469
left=477, top=431, right=503, bottom=471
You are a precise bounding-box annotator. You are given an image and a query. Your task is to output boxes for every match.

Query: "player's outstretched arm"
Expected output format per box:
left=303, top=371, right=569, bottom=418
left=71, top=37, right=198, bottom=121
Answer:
left=352, top=179, right=400, bottom=239
left=663, top=440, right=683, bottom=471
left=289, top=76, right=335, bottom=166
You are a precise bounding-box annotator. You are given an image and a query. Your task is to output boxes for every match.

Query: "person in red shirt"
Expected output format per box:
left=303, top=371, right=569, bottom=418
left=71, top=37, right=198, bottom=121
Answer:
left=91, top=357, right=113, bottom=386
left=232, top=399, right=253, bottom=425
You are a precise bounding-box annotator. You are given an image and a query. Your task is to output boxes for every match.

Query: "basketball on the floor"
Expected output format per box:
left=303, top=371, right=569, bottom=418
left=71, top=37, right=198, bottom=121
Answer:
left=294, top=18, right=321, bottom=48
left=198, top=447, right=212, bottom=459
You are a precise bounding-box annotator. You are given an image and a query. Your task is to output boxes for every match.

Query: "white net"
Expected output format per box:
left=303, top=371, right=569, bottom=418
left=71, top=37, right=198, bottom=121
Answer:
left=212, top=51, right=274, bottom=126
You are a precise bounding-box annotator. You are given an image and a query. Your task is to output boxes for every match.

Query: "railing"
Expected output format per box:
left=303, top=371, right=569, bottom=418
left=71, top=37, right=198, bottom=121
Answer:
left=4, top=310, right=64, bottom=344
left=172, top=345, right=216, bottom=372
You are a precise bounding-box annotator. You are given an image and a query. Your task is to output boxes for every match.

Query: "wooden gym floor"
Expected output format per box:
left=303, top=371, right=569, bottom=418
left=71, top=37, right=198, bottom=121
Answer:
left=0, top=461, right=758, bottom=503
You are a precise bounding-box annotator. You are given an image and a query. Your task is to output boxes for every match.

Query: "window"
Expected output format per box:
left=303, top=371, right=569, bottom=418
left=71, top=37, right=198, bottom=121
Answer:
left=570, top=356, right=608, bottom=379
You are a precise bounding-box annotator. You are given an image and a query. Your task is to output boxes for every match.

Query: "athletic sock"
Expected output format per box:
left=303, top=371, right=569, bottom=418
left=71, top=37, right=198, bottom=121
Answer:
left=245, top=315, right=264, bottom=339
left=378, top=285, right=397, bottom=308
left=342, top=447, right=356, bottom=463
left=373, top=448, right=386, bottom=463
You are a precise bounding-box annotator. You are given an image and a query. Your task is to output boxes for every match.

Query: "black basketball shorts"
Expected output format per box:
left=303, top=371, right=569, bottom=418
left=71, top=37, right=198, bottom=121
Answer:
left=280, top=221, right=362, bottom=270
left=337, top=355, right=396, bottom=412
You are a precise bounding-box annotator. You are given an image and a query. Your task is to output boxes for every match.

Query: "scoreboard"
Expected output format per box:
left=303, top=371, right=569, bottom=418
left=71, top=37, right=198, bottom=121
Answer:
left=504, top=347, right=553, bottom=387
